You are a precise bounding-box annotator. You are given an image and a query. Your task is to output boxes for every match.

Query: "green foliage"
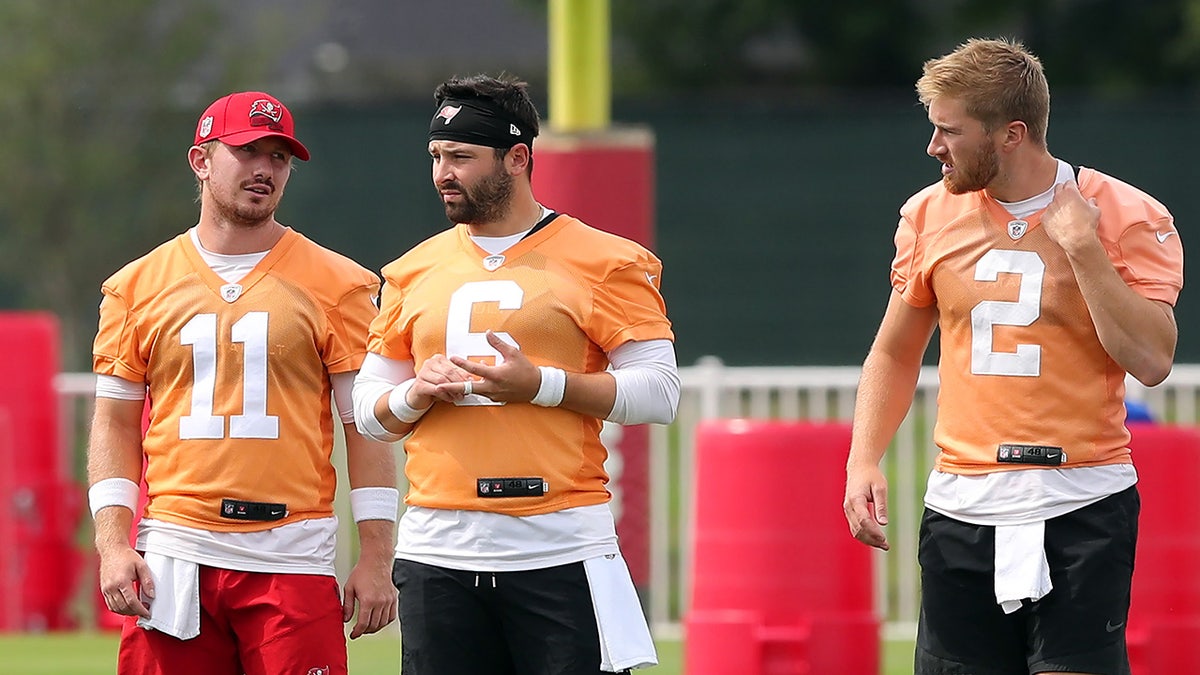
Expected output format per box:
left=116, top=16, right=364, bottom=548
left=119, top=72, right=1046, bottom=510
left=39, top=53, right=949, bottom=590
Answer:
left=610, top=0, right=926, bottom=90
left=0, top=633, right=687, bottom=674
left=0, top=0, right=276, bottom=366
left=0, top=633, right=920, bottom=674
left=521, top=0, right=1200, bottom=94
left=945, top=0, right=1200, bottom=94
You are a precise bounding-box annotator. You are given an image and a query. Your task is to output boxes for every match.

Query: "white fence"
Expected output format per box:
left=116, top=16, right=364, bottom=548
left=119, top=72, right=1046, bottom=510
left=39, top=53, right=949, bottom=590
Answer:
left=648, top=358, right=1200, bottom=641
left=56, top=362, right=1200, bottom=640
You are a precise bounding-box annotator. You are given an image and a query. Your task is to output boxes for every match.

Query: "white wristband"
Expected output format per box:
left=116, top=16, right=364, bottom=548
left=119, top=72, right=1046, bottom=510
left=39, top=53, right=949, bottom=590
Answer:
left=388, top=378, right=432, bottom=424
left=349, top=487, right=399, bottom=522
left=531, top=366, right=566, bottom=407
left=88, top=477, right=140, bottom=519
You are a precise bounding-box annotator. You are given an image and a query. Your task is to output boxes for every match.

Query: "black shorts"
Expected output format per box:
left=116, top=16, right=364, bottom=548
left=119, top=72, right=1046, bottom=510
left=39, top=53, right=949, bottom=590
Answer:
left=915, top=485, right=1139, bottom=675
left=393, top=558, right=631, bottom=675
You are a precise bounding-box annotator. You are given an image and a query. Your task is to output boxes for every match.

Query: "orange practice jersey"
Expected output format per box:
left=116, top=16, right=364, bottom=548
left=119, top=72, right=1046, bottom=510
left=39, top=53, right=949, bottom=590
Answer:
left=93, top=228, right=379, bottom=531
left=894, top=167, right=1183, bottom=474
left=368, top=215, right=674, bottom=515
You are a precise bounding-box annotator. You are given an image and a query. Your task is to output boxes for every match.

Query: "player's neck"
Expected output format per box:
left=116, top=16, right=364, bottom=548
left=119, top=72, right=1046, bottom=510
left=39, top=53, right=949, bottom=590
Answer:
left=466, top=192, right=543, bottom=238
left=985, top=151, right=1059, bottom=203
left=194, top=216, right=286, bottom=255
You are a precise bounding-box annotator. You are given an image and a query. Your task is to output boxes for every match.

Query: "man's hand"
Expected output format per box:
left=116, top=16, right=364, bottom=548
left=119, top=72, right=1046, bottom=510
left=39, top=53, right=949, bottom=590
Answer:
left=844, top=463, right=890, bottom=551
left=1042, top=181, right=1102, bottom=254
left=97, top=544, right=154, bottom=619
left=411, top=353, right=474, bottom=404
left=342, top=553, right=397, bottom=639
left=443, top=330, right=541, bottom=403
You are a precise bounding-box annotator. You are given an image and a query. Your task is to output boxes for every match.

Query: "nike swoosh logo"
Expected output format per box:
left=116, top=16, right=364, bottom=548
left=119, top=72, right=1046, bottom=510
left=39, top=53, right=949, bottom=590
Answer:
left=1157, top=230, right=1177, bottom=243
left=1106, top=620, right=1125, bottom=633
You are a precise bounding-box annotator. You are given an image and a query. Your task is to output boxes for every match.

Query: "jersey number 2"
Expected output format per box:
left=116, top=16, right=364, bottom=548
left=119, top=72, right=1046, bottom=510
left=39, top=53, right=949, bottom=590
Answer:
left=971, top=249, right=1044, bottom=377
left=178, top=312, right=280, bottom=439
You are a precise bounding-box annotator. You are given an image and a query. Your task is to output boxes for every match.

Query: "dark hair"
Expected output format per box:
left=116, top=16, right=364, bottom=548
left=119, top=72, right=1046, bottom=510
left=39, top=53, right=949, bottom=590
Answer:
left=435, top=74, right=541, bottom=178
left=434, top=74, right=541, bottom=138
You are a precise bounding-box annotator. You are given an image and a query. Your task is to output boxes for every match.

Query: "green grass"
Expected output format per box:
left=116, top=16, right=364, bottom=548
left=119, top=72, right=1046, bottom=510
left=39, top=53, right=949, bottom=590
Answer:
left=0, top=632, right=916, bottom=674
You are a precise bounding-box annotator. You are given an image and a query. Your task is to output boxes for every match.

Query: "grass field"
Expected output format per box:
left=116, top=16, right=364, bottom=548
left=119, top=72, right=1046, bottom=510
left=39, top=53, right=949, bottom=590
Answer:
left=0, top=631, right=916, bottom=674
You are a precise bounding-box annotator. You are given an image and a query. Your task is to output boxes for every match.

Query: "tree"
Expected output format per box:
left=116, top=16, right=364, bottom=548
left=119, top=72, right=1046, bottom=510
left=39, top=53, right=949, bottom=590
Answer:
left=0, top=0, right=277, bottom=367
left=522, top=0, right=1200, bottom=94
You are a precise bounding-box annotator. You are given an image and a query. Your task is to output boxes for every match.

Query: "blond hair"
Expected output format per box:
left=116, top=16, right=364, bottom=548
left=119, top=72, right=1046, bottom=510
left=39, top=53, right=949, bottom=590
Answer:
left=916, top=38, right=1050, bottom=147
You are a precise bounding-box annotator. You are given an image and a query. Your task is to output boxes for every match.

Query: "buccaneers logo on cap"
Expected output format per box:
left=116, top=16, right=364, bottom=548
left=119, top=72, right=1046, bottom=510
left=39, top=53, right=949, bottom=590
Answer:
left=248, top=99, right=284, bottom=129
left=435, top=104, right=462, bottom=125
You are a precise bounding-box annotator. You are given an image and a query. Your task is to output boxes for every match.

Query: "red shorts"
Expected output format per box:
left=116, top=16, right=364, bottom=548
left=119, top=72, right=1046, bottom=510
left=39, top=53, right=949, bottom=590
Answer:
left=118, top=566, right=347, bottom=675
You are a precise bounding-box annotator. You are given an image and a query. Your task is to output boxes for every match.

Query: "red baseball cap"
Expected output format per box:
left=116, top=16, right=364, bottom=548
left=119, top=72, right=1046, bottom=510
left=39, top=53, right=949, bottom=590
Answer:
left=193, top=91, right=310, bottom=161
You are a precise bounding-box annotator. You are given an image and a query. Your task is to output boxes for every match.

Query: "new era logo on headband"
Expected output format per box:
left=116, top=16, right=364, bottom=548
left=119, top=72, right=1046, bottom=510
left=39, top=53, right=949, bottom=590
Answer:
left=509, top=124, right=521, bottom=136
left=436, top=105, right=462, bottom=125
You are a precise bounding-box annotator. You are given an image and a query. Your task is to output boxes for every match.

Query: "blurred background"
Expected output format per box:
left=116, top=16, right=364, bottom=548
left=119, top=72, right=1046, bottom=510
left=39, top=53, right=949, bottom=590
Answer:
left=3, top=1, right=1200, bottom=673
left=4, top=0, right=1199, bottom=371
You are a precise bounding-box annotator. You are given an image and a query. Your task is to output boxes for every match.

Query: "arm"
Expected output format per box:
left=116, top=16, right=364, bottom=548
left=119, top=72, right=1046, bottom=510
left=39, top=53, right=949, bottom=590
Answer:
left=1042, top=182, right=1177, bottom=385
left=87, top=396, right=154, bottom=618
left=352, top=352, right=473, bottom=440
left=335, top=371, right=398, bottom=638
left=601, top=338, right=680, bottom=424
left=340, top=424, right=399, bottom=639
left=843, top=291, right=938, bottom=551
left=445, top=332, right=680, bottom=424
left=352, top=353, right=419, bottom=441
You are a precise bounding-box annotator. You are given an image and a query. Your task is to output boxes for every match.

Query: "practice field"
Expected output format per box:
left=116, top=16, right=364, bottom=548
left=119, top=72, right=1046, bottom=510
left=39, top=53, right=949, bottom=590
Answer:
left=0, top=632, right=917, bottom=673
left=0, top=632, right=674, bottom=674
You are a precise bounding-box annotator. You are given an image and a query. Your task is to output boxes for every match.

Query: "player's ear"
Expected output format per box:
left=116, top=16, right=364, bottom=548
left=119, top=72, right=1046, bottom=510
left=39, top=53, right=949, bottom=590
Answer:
left=1002, top=120, right=1027, bottom=149
left=188, top=145, right=212, bottom=181
left=505, top=143, right=530, bottom=177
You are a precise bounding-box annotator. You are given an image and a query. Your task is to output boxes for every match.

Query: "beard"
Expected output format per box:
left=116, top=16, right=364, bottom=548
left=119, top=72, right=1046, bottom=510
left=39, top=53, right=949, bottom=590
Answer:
left=211, top=180, right=279, bottom=226
left=440, top=164, right=514, bottom=225
left=943, top=140, right=1000, bottom=194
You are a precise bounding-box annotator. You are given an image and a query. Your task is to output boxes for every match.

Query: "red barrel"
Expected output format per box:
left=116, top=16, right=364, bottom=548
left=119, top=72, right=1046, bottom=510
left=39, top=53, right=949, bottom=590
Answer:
left=0, top=312, right=81, bottom=631
left=685, top=420, right=879, bottom=674
left=1127, top=423, right=1200, bottom=673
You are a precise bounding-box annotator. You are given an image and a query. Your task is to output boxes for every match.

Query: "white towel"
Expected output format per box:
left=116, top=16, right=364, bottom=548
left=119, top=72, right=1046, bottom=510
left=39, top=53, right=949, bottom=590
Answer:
left=993, top=522, right=1052, bottom=614
left=136, top=552, right=201, bottom=640
left=583, top=554, right=658, bottom=672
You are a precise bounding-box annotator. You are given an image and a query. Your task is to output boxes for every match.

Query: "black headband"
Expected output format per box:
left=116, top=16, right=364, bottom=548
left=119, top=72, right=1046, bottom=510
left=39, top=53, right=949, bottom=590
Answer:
left=429, top=98, right=535, bottom=149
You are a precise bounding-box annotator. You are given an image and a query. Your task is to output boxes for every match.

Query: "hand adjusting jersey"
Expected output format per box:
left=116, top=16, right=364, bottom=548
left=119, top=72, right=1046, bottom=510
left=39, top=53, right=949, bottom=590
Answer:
left=93, top=228, right=380, bottom=531
left=893, top=166, right=1183, bottom=474
left=369, top=214, right=674, bottom=516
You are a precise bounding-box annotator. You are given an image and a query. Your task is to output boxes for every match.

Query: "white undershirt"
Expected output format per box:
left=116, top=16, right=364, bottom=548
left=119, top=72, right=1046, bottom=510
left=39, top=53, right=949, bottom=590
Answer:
left=189, top=227, right=266, bottom=283
left=468, top=204, right=548, bottom=255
